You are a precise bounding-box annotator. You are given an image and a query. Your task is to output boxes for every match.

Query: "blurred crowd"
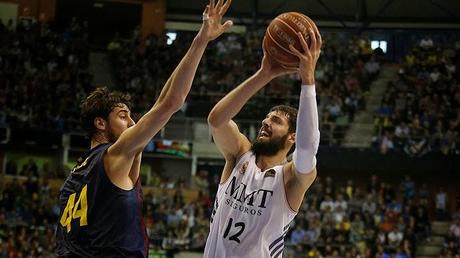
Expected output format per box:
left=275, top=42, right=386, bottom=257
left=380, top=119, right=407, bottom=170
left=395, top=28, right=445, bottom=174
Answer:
left=108, top=29, right=381, bottom=146
left=315, top=38, right=381, bottom=146
left=283, top=174, right=439, bottom=258
left=0, top=176, right=59, bottom=258
left=372, top=36, right=460, bottom=156
left=441, top=216, right=460, bottom=258
left=4, top=159, right=65, bottom=179
left=2, top=162, right=458, bottom=258
left=1, top=18, right=380, bottom=146
left=0, top=18, right=92, bottom=131
left=3, top=20, right=460, bottom=153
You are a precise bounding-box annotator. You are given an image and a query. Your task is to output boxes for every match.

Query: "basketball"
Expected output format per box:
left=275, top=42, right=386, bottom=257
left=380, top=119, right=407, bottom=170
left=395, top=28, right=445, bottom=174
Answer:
left=263, top=12, right=319, bottom=67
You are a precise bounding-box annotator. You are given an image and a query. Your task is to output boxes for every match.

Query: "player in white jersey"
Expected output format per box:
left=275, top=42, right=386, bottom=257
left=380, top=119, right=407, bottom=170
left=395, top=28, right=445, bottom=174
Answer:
left=204, top=26, right=322, bottom=257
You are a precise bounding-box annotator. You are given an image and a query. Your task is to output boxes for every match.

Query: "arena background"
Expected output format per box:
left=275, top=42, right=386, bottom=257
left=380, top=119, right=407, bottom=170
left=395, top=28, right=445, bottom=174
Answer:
left=0, top=0, right=459, bottom=257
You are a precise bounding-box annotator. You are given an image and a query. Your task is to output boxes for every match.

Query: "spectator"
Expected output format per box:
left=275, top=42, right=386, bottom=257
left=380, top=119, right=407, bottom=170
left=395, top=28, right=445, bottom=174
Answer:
left=320, top=195, right=335, bottom=212
left=436, top=187, right=449, bottom=220
left=192, top=170, right=209, bottom=191
left=449, top=218, right=460, bottom=239
left=362, top=193, right=377, bottom=214
left=419, top=35, right=434, bottom=50
left=364, top=56, right=381, bottom=79
left=290, top=224, right=307, bottom=245
left=388, top=227, right=404, bottom=249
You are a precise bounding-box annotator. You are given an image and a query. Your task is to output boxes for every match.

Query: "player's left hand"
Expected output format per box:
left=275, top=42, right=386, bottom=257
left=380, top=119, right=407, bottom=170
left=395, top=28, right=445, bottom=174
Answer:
left=197, top=0, right=233, bottom=43
left=289, top=27, right=322, bottom=85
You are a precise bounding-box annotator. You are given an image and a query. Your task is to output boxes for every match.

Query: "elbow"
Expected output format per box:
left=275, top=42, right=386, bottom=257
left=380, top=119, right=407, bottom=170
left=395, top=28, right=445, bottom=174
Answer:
left=208, top=107, right=228, bottom=128
left=162, top=95, right=184, bottom=113
left=207, top=108, right=219, bottom=128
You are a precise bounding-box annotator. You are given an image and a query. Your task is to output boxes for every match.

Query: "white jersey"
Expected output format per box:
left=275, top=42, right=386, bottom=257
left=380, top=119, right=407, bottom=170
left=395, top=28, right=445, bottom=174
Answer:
left=204, top=151, right=297, bottom=258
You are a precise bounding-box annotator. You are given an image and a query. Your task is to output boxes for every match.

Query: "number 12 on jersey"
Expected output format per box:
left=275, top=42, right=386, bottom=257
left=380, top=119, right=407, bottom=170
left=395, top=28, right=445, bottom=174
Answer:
left=223, top=218, right=245, bottom=243
left=60, top=185, right=88, bottom=233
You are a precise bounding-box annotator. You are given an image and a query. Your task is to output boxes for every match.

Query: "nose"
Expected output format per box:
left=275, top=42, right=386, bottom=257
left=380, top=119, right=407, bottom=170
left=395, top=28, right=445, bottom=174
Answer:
left=262, top=118, right=270, bottom=127
left=261, top=119, right=267, bottom=127
left=128, top=117, right=135, bottom=127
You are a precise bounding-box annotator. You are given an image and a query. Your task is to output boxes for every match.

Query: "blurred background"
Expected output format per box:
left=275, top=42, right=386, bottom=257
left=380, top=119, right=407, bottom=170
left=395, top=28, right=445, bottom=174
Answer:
left=0, top=0, right=459, bottom=257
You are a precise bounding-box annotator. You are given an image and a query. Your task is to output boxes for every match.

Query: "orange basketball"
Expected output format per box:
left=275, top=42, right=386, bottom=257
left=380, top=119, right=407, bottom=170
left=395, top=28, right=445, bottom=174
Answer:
left=263, top=12, right=318, bottom=67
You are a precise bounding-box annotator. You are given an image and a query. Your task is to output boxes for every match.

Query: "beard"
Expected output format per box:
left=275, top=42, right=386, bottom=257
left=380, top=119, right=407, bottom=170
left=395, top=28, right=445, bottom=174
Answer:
left=251, top=133, right=289, bottom=157
left=106, top=125, right=119, bottom=143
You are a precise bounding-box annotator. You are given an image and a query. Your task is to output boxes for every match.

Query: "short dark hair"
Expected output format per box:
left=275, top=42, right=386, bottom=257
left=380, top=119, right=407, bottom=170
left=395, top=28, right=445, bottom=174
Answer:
left=80, top=87, right=132, bottom=138
left=269, top=105, right=297, bottom=133
left=269, top=105, right=297, bottom=155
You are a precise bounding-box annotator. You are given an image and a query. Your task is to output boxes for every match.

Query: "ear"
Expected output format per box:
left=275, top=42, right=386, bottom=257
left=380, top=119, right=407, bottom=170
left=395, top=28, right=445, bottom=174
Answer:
left=94, top=117, right=107, bottom=131
left=288, top=132, right=296, bottom=145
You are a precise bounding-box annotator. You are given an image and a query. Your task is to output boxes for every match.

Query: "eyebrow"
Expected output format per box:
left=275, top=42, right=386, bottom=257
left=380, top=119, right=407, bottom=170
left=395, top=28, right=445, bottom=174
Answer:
left=117, top=110, right=130, bottom=115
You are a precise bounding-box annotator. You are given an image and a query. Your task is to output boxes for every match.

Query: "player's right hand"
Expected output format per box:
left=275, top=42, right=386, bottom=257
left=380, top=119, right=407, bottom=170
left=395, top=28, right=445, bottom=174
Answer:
left=197, top=0, right=233, bottom=43
left=259, top=43, right=298, bottom=80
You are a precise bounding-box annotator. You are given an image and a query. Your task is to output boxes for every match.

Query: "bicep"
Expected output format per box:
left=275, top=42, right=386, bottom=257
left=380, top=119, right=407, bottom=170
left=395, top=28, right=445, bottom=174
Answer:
left=210, top=120, right=251, bottom=160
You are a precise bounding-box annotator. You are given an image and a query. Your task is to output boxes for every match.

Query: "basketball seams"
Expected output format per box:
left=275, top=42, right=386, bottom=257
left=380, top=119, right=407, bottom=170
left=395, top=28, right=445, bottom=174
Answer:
left=266, top=29, right=298, bottom=59
left=266, top=15, right=304, bottom=65
left=263, top=36, right=298, bottom=66
left=274, top=17, right=308, bottom=49
left=264, top=12, right=317, bottom=67
left=295, top=12, right=319, bottom=38
left=275, top=15, right=310, bottom=41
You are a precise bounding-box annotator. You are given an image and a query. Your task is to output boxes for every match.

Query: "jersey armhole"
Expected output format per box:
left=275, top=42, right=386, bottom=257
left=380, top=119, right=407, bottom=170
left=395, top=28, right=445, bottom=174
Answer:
left=219, top=151, right=253, bottom=186
left=100, top=147, right=136, bottom=192
left=281, top=165, right=299, bottom=214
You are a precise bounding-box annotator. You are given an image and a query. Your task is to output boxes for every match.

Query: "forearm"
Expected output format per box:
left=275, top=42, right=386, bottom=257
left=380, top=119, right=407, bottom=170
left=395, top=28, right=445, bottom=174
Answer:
left=114, top=35, right=209, bottom=154
left=156, top=36, right=209, bottom=108
left=208, top=69, right=272, bottom=127
left=293, top=85, right=320, bottom=173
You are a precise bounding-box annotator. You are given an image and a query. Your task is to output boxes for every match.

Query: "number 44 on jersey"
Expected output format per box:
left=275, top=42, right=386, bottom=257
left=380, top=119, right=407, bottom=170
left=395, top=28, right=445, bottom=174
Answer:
left=59, top=185, right=89, bottom=233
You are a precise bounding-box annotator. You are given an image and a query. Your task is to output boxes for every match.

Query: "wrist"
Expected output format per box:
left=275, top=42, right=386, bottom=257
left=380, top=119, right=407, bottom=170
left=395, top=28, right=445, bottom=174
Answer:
left=257, top=67, right=279, bottom=81
left=302, top=76, right=315, bottom=85
left=240, top=70, right=272, bottom=91
left=256, top=68, right=277, bottom=82
left=194, top=34, right=210, bottom=45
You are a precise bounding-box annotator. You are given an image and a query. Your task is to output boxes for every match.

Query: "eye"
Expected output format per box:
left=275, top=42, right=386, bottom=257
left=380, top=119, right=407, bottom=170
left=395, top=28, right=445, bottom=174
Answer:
left=272, top=117, right=282, bottom=124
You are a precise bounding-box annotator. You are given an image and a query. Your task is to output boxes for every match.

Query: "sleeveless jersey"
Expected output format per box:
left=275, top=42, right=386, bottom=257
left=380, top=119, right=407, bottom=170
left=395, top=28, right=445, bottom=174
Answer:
left=56, top=143, right=148, bottom=258
left=204, top=151, right=297, bottom=258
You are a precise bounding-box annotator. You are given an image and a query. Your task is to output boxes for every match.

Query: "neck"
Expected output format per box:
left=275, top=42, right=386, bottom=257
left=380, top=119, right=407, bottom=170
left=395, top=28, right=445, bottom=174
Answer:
left=90, top=134, right=109, bottom=149
left=255, top=151, right=288, bottom=171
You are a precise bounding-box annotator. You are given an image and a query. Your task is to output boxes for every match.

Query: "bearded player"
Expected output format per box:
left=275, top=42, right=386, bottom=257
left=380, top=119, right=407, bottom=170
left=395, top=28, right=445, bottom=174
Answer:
left=204, top=26, right=321, bottom=257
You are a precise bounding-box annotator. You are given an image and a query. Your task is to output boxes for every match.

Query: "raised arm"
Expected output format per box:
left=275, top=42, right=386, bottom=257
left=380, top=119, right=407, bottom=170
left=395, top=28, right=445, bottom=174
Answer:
left=207, top=70, right=271, bottom=160
left=155, top=0, right=233, bottom=106
left=284, top=27, right=322, bottom=212
left=106, top=0, right=233, bottom=175
left=208, top=47, right=297, bottom=182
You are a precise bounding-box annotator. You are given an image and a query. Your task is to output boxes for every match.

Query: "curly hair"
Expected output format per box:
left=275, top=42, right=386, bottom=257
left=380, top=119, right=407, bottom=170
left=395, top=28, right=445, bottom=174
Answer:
left=80, top=87, right=132, bottom=138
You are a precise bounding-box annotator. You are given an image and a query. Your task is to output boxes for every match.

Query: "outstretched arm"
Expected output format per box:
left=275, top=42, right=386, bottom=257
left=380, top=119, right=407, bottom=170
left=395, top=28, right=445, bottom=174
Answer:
left=284, top=26, right=322, bottom=212
left=208, top=47, right=297, bottom=182
left=156, top=0, right=233, bottom=106
left=107, top=0, right=234, bottom=178
left=207, top=70, right=271, bottom=160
